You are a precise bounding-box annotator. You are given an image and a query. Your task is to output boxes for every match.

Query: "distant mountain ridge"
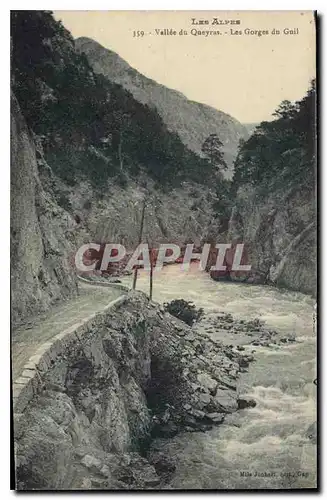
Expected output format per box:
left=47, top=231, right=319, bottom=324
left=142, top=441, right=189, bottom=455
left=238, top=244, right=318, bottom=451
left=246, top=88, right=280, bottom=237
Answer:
left=243, top=123, right=258, bottom=136
left=76, top=37, right=249, bottom=178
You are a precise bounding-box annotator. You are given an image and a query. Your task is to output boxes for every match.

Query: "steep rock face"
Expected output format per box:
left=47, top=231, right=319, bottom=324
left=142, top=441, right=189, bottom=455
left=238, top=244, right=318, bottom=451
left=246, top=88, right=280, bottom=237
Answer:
left=15, top=294, right=153, bottom=490
left=76, top=37, right=248, bottom=178
left=14, top=292, right=251, bottom=490
left=227, top=184, right=316, bottom=296
left=59, top=178, right=219, bottom=249
left=11, top=94, right=80, bottom=326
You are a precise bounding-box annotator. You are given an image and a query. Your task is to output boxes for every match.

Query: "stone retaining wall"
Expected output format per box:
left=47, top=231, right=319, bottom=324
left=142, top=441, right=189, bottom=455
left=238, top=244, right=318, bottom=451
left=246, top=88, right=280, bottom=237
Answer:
left=12, top=295, right=127, bottom=416
left=77, top=275, right=130, bottom=292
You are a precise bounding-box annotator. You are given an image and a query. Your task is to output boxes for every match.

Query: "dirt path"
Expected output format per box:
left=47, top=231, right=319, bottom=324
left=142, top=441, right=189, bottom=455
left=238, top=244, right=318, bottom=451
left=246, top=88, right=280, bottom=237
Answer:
left=11, top=283, right=125, bottom=380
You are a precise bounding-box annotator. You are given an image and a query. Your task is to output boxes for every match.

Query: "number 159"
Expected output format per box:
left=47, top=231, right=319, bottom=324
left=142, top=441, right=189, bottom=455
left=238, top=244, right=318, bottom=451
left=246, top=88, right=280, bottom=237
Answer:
left=133, top=30, right=145, bottom=37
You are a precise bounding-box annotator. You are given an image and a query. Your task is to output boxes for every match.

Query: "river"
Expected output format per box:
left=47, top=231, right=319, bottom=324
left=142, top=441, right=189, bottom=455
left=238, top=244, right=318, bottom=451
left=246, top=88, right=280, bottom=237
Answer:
left=121, top=264, right=317, bottom=489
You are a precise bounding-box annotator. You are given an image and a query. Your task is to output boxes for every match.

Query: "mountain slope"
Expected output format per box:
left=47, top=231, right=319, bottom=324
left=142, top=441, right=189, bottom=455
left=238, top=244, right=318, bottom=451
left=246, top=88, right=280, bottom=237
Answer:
left=76, top=37, right=248, bottom=178
left=12, top=11, right=217, bottom=189
left=10, top=11, right=223, bottom=324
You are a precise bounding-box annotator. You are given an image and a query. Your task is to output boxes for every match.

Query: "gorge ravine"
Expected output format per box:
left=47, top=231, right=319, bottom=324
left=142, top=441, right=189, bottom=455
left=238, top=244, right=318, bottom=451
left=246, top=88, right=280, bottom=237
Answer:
left=121, top=264, right=317, bottom=489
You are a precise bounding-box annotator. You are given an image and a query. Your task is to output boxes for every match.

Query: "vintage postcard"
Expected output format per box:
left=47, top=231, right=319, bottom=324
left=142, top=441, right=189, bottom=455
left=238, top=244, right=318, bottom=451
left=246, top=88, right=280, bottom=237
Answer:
left=11, top=10, right=317, bottom=490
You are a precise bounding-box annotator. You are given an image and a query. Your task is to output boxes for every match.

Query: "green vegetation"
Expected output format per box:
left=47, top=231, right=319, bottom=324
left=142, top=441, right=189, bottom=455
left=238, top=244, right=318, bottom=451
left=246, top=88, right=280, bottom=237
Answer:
left=201, top=133, right=227, bottom=173
left=210, top=178, right=234, bottom=231
left=232, top=81, right=316, bottom=193
left=11, top=10, right=215, bottom=188
left=199, top=133, right=231, bottom=230
left=204, top=84, right=316, bottom=227
left=164, top=299, right=204, bottom=326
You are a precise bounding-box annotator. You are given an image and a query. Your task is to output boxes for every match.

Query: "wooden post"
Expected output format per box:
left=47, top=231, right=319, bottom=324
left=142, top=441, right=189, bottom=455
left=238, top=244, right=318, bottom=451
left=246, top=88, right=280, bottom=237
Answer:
left=132, top=196, right=146, bottom=290
left=149, top=245, right=154, bottom=300
left=118, top=131, right=124, bottom=172
left=149, top=263, right=153, bottom=300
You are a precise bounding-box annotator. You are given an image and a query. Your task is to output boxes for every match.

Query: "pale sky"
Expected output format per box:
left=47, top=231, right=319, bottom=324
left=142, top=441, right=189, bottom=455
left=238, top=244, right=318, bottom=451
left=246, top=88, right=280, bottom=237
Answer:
left=54, top=10, right=316, bottom=123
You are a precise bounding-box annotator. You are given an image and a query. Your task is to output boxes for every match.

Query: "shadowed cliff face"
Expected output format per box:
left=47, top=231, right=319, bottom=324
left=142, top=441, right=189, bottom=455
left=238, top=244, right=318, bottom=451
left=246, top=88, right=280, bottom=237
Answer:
left=10, top=94, right=80, bottom=326
left=75, top=37, right=248, bottom=179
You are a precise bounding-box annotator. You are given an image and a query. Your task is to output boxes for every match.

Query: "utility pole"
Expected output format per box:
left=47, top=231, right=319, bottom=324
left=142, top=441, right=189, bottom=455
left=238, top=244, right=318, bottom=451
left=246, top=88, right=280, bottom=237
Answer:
left=132, top=195, right=147, bottom=290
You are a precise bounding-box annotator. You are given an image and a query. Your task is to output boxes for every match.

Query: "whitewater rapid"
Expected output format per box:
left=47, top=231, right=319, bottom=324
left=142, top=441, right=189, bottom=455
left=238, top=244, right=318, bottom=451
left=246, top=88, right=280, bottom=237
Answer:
left=121, top=264, right=317, bottom=489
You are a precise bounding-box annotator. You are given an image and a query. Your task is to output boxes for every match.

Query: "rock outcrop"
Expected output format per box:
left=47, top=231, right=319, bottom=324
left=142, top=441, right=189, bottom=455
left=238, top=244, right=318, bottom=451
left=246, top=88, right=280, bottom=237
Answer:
left=58, top=178, right=219, bottom=249
left=10, top=94, right=83, bottom=326
left=226, top=184, right=316, bottom=296
left=14, top=291, right=254, bottom=490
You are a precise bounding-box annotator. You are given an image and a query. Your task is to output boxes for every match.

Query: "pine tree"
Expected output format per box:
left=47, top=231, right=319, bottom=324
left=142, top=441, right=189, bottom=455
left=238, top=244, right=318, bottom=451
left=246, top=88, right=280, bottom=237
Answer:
left=201, top=134, right=227, bottom=172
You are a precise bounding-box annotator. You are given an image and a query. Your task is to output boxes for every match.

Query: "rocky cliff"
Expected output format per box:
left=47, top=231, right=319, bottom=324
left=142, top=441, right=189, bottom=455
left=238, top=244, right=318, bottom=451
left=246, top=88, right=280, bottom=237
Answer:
left=14, top=291, right=258, bottom=490
left=227, top=183, right=316, bottom=296
left=10, top=86, right=219, bottom=327
left=224, top=82, right=317, bottom=296
left=10, top=94, right=83, bottom=326
left=56, top=177, right=219, bottom=249
left=76, top=37, right=248, bottom=178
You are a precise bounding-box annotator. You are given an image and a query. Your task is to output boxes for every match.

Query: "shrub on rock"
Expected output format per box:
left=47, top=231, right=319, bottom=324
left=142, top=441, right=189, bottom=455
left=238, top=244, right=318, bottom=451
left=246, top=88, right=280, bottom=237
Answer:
left=164, top=299, right=204, bottom=326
